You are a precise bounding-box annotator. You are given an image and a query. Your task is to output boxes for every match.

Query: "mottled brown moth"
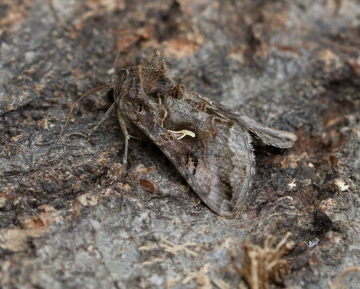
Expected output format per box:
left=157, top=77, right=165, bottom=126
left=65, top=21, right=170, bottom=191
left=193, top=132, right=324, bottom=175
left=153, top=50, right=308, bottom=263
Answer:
left=62, top=51, right=297, bottom=218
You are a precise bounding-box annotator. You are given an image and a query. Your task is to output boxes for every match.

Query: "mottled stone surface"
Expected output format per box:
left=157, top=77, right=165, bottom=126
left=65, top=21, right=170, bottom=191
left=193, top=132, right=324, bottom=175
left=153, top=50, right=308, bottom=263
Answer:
left=1, top=1, right=359, bottom=288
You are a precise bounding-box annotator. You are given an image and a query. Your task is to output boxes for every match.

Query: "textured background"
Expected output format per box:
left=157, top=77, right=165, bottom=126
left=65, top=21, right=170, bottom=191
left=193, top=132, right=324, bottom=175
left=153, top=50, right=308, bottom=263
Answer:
left=1, top=0, right=360, bottom=288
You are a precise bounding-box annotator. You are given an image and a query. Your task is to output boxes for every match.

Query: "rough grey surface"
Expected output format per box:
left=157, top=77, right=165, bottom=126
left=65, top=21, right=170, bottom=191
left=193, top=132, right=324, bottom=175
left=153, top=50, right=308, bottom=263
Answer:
left=1, top=0, right=360, bottom=288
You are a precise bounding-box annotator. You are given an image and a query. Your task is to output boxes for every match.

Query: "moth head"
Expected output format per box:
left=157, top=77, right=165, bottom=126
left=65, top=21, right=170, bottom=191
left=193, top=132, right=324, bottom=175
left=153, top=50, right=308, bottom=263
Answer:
left=106, top=52, right=173, bottom=99
left=107, top=68, right=132, bottom=95
left=114, top=68, right=130, bottom=83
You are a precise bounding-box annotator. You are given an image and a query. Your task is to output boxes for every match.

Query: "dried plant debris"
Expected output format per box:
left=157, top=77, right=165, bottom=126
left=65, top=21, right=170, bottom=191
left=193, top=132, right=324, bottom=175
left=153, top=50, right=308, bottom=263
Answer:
left=231, top=232, right=294, bottom=289
left=138, top=237, right=200, bottom=266
left=328, top=266, right=360, bottom=289
left=139, top=237, right=199, bottom=257
left=60, top=51, right=297, bottom=218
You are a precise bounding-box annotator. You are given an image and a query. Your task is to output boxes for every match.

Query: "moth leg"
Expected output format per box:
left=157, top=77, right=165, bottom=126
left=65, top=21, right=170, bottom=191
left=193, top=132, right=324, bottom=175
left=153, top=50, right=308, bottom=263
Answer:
left=42, top=85, right=108, bottom=154
left=49, top=102, right=115, bottom=147
left=87, top=102, right=116, bottom=142
left=117, top=113, right=130, bottom=166
left=56, top=85, right=108, bottom=144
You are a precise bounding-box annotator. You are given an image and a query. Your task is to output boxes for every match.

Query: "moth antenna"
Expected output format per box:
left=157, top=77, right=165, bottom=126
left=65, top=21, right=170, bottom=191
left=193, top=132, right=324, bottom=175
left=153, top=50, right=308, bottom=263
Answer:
left=55, top=84, right=108, bottom=145
left=112, top=49, right=122, bottom=74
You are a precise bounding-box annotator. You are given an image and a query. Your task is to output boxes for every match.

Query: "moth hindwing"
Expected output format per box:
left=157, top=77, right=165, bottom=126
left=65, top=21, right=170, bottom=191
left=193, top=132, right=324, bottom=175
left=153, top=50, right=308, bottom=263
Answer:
left=72, top=51, right=297, bottom=218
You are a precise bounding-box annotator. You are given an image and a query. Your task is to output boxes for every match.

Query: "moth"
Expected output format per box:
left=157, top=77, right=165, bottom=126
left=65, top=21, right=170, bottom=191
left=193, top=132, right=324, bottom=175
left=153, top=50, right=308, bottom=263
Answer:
left=62, top=51, right=297, bottom=218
